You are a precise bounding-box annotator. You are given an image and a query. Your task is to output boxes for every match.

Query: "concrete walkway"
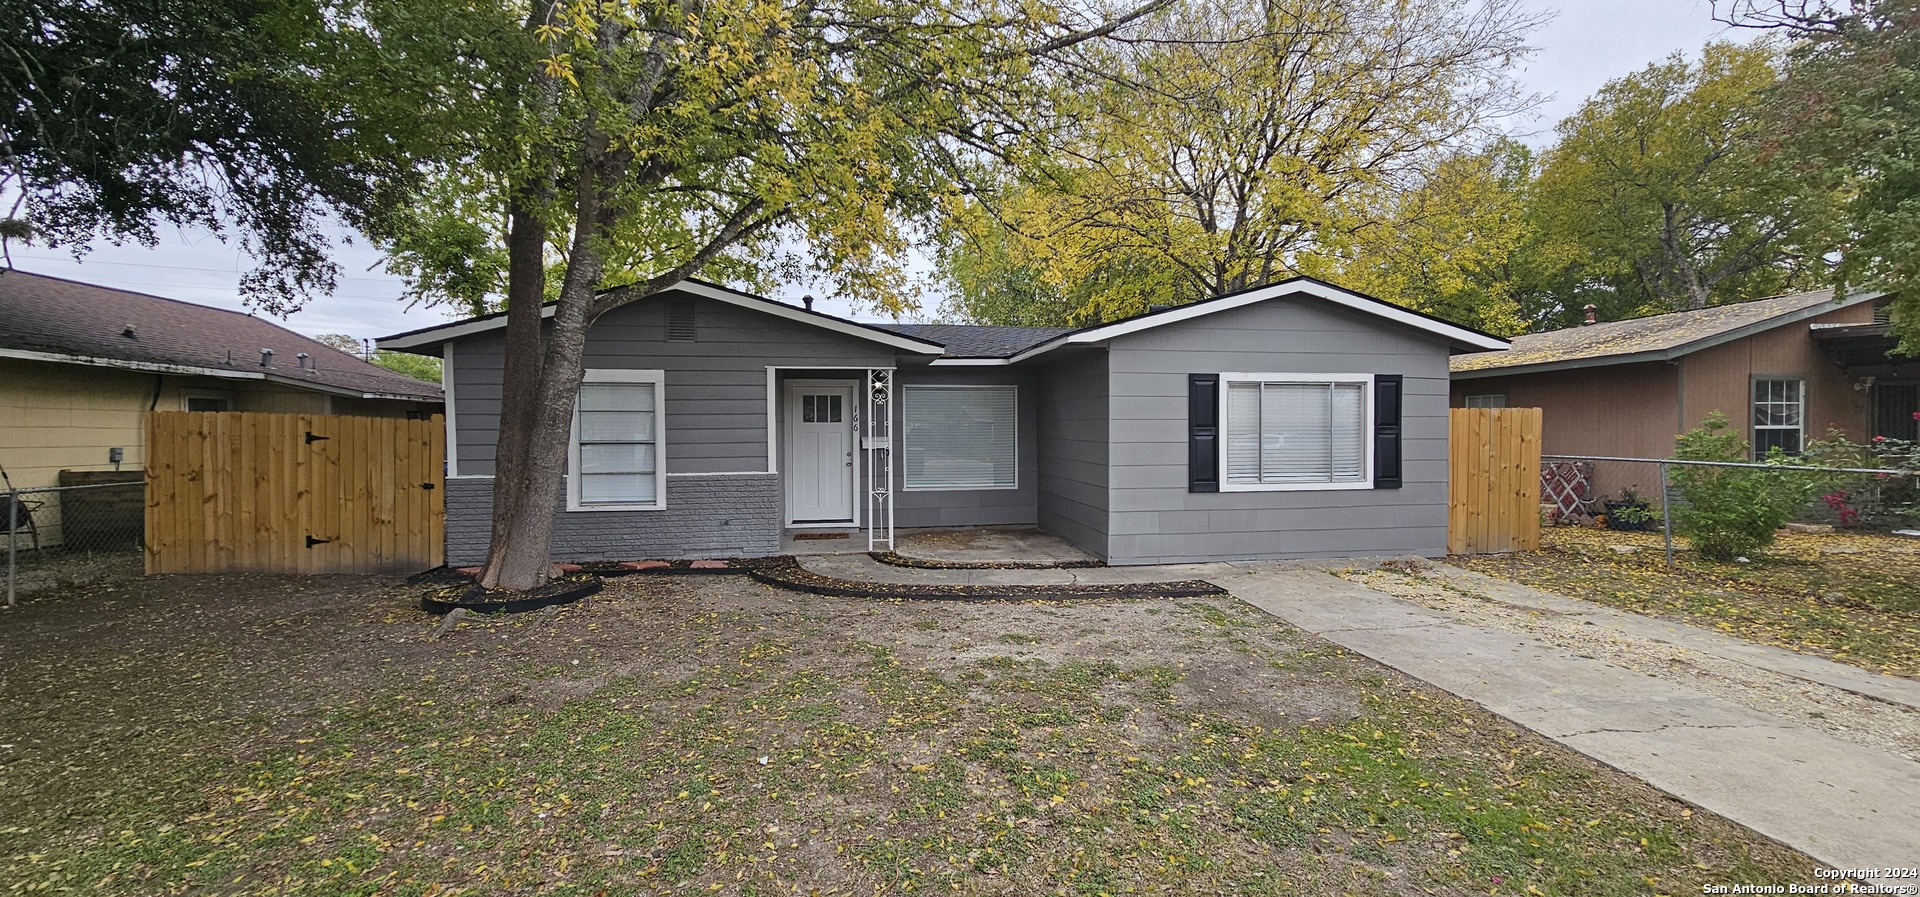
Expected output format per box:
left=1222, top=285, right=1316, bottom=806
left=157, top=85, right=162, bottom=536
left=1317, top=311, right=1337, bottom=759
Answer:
left=1215, top=566, right=1920, bottom=882
left=796, top=553, right=1245, bottom=586
left=788, top=550, right=1920, bottom=873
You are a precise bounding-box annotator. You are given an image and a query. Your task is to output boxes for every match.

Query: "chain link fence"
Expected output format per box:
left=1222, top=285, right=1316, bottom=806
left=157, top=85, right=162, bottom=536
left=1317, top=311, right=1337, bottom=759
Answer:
left=1542, top=453, right=1919, bottom=564
left=5, top=479, right=147, bottom=606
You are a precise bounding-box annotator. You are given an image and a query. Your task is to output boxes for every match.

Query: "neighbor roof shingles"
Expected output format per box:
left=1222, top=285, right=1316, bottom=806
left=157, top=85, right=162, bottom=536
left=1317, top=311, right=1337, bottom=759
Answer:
left=0, top=269, right=442, bottom=401
left=870, top=323, right=1072, bottom=358
left=1450, top=290, right=1861, bottom=374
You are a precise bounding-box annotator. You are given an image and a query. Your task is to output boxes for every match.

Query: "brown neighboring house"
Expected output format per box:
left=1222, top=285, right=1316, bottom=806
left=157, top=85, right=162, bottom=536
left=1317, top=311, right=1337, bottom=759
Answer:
left=0, top=269, right=442, bottom=498
left=1449, top=289, right=1913, bottom=464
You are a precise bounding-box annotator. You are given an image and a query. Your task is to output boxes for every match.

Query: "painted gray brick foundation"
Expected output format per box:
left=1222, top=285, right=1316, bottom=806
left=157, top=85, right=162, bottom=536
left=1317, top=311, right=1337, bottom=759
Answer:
left=445, top=474, right=781, bottom=565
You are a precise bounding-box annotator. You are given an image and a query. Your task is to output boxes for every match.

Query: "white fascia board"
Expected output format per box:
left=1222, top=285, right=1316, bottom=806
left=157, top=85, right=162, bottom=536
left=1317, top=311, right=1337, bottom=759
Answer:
left=376, top=282, right=947, bottom=356
left=1007, top=280, right=1509, bottom=365
left=377, top=305, right=557, bottom=350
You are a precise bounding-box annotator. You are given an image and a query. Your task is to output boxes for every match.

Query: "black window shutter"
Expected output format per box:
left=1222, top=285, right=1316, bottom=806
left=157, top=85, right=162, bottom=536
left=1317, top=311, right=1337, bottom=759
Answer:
left=1374, top=374, right=1403, bottom=489
left=1188, top=374, right=1219, bottom=493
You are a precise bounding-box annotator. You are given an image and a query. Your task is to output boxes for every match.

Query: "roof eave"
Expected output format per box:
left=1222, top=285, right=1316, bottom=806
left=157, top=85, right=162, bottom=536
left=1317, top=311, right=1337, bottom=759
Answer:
left=0, top=347, right=439, bottom=403
left=376, top=281, right=948, bottom=356
left=1450, top=290, right=1885, bottom=379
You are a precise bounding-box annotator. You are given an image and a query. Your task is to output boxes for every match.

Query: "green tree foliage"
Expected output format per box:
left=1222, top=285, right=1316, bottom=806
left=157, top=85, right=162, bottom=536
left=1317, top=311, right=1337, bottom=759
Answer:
left=1525, top=41, right=1839, bottom=325
left=1671, top=412, right=1823, bottom=561
left=371, top=0, right=1168, bottom=589
left=316, top=334, right=443, bottom=384
left=936, top=0, right=1543, bottom=326
left=1720, top=0, right=1920, bottom=347
left=0, top=0, right=467, bottom=312
left=1335, top=140, right=1538, bottom=337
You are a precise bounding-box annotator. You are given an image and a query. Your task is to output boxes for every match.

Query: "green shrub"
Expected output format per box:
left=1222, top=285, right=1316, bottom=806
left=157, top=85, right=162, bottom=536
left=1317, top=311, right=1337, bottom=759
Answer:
left=1669, top=413, right=1823, bottom=561
left=1803, top=427, right=1920, bottom=527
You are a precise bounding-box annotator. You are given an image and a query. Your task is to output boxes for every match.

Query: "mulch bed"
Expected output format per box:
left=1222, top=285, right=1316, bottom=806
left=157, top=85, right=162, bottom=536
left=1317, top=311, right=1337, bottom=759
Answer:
left=751, top=556, right=1223, bottom=602
left=419, top=574, right=604, bottom=615
left=868, top=551, right=1105, bottom=571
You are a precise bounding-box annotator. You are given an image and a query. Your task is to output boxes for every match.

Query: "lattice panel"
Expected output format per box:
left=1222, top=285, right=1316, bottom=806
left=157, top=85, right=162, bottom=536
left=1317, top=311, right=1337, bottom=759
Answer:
left=1540, top=459, right=1594, bottom=523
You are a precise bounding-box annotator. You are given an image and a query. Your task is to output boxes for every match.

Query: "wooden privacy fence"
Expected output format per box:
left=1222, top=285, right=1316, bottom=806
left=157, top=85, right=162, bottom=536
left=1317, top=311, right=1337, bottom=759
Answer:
left=146, top=411, right=445, bottom=574
left=1448, top=407, right=1543, bottom=555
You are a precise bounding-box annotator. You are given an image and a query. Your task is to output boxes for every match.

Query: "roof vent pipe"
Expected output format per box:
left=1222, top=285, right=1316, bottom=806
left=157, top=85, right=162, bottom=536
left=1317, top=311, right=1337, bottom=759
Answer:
left=1148, top=304, right=1170, bottom=314
left=801, top=294, right=815, bottom=311
left=296, top=352, right=310, bottom=372
left=1582, top=304, right=1598, bottom=326
left=260, top=348, right=274, bottom=366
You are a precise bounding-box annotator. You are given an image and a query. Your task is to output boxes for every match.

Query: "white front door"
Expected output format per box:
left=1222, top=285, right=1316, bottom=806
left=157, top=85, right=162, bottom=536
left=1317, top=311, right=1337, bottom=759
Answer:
left=785, top=382, right=855, bottom=522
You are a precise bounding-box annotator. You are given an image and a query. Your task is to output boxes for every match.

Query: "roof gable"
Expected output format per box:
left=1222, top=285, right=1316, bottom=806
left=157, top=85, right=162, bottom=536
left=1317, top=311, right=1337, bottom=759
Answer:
left=1450, top=289, right=1881, bottom=379
left=925, top=277, right=1508, bottom=365
left=377, top=279, right=947, bottom=355
left=0, top=269, right=442, bottom=401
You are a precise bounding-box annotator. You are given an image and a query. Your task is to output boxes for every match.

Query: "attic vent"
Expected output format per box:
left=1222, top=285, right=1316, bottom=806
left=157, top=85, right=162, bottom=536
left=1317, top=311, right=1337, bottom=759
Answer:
left=1874, top=301, right=1893, bottom=325
left=666, top=298, right=697, bottom=341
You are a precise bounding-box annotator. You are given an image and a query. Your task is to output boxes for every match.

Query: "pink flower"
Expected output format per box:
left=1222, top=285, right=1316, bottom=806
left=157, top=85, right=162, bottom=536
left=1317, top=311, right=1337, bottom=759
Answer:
left=1874, top=435, right=1889, bottom=443
left=1912, top=411, right=1920, bottom=421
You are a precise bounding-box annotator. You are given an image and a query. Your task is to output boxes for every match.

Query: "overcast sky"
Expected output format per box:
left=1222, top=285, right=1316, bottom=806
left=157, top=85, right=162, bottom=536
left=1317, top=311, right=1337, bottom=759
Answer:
left=7, top=0, right=1739, bottom=342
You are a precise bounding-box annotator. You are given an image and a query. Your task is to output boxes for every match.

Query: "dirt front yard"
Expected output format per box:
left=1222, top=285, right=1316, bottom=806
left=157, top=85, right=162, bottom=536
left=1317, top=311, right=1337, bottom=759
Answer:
left=1457, top=527, right=1920, bottom=678
left=0, top=571, right=1808, bottom=896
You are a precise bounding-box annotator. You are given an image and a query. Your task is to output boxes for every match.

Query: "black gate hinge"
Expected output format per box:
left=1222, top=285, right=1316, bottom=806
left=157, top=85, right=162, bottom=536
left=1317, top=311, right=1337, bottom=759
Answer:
left=305, top=534, right=332, bottom=548
left=304, top=431, right=330, bottom=444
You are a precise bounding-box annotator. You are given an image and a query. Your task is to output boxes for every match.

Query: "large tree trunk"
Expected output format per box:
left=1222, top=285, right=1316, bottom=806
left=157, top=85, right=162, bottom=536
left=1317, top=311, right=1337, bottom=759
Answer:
left=477, top=200, right=549, bottom=589
left=475, top=137, right=626, bottom=591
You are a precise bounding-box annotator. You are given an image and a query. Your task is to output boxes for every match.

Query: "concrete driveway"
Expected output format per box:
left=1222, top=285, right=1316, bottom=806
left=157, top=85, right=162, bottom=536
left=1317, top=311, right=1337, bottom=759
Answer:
left=1217, top=563, right=1920, bottom=885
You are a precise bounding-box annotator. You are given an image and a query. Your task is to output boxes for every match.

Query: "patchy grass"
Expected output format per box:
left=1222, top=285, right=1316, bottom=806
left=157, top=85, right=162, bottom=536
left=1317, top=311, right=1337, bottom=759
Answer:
left=0, top=572, right=1809, bottom=895
left=1458, top=527, right=1920, bottom=678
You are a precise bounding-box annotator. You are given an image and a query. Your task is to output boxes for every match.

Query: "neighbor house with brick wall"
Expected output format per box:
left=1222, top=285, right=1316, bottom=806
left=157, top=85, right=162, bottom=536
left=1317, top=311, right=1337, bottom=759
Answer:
left=379, top=277, right=1507, bottom=566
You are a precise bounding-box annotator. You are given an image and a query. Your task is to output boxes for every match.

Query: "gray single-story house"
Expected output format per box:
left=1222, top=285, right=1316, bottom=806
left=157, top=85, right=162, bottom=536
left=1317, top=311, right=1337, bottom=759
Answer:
left=377, top=277, right=1506, bottom=565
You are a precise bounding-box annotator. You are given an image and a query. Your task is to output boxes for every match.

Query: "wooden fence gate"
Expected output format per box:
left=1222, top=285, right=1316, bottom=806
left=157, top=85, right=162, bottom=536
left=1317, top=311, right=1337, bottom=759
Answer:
left=1448, top=407, right=1543, bottom=555
left=145, top=411, right=445, bottom=574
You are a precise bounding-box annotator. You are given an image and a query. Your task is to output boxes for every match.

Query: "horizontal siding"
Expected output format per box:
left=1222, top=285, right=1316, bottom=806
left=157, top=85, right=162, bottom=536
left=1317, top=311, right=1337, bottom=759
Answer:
left=449, top=290, right=900, bottom=477
left=444, top=474, right=780, bottom=565
left=1034, top=350, right=1109, bottom=559
left=888, top=368, right=1038, bottom=528
left=1104, top=298, right=1452, bottom=564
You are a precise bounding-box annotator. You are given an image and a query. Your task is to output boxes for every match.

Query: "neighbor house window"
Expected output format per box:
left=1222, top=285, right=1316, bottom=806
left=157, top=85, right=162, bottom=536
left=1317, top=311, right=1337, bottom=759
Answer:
left=568, top=369, right=666, bottom=510
left=904, top=385, right=1017, bottom=490
left=1752, top=378, right=1804, bottom=456
left=1463, top=394, right=1506, bottom=408
left=182, top=394, right=232, bottom=412
left=1222, top=374, right=1372, bottom=490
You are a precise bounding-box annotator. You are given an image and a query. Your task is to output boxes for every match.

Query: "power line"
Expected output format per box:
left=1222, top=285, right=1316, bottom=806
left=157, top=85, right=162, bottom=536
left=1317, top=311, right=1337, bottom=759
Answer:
left=6, top=253, right=408, bottom=284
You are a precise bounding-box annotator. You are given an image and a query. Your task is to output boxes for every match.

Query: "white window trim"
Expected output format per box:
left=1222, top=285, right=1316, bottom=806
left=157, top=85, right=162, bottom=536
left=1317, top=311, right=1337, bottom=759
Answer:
left=567, top=369, right=667, bottom=512
left=1751, top=376, right=1805, bottom=456
left=180, top=391, right=234, bottom=412
left=902, top=384, right=1020, bottom=492
left=1217, top=372, right=1375, bottom=493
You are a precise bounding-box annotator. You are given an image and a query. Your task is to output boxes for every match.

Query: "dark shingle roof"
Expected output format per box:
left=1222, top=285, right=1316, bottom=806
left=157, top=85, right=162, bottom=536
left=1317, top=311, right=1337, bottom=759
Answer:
left=869, top=323, right=1072, bottom=358
left=1451, top=289, right=1874, bottom=375
left=0, top=269, right=442, bottom=401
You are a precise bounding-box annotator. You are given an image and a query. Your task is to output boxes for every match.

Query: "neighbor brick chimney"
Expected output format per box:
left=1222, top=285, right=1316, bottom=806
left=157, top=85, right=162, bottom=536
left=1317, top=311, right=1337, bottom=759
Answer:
left=1583, top=304, right=1598, bottom=326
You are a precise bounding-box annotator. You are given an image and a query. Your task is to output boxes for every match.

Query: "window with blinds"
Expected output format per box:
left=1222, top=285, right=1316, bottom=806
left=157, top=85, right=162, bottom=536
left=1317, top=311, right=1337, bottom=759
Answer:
left=903, top=385, right=1018, bottom=490
left=569, top=370, right=665, bottom=509
left=1223, top=376, right=1370, bottom=488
